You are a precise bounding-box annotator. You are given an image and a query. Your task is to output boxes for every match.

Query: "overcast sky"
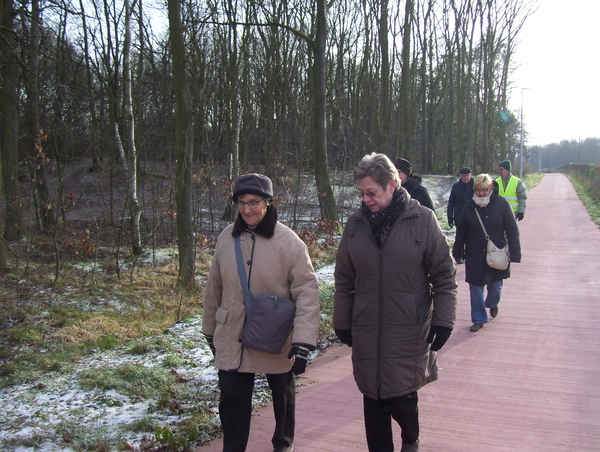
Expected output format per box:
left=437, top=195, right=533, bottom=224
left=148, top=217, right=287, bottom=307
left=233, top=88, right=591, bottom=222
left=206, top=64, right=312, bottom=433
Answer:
left=508, top=0, right=599, bottom=146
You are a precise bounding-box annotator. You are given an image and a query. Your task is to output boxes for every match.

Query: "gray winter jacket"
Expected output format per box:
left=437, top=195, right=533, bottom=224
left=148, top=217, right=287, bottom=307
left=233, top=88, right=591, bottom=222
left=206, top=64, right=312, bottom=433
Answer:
left=334, top=191, right=457, bottom=400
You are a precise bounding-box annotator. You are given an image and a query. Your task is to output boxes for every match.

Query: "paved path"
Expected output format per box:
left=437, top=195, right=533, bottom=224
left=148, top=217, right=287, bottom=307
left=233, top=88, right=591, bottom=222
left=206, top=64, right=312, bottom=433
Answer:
left=196, top=173, right=600, bottom=452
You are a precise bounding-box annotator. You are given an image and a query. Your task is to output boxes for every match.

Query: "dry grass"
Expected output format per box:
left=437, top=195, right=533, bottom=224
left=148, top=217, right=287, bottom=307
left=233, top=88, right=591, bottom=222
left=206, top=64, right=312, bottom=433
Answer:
left=48, top=316, right=139, bottom=344
left=0, top=229, right=209, bottom=386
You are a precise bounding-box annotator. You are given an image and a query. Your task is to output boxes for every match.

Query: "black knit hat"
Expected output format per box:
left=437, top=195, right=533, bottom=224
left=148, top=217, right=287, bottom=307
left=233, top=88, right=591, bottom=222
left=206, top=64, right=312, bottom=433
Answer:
left=232, top=173, right=274, bottom=202
left=459, top=167, right=472, bottom=174
left=394, top=158, right=412, bottom=176
left=498, top=160, right=512, bottom=172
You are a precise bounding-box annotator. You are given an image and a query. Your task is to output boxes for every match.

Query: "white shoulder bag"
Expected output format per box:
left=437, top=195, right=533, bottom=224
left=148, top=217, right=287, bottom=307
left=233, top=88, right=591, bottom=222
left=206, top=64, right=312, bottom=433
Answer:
left=474, top=209, right=509, bottom=271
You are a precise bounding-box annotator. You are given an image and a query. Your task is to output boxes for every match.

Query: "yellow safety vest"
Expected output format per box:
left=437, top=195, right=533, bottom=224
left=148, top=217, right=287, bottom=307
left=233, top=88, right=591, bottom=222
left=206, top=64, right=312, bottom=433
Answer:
left=495, top=176, right=519, bottom=212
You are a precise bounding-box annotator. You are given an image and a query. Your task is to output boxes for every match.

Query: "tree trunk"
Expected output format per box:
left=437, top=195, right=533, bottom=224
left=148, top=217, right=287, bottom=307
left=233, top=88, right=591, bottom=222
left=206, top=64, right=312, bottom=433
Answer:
left=168, top=0, right=196, bottom=291
left=0, top=0, right=23, bottom=240
left=25, top=0, right=54, bottom=231
left=79, top=0, right=103, bottom=173
left=0, top=141, right=8, bottom=271
left=378, top=0, right=390, bottom=155
left=122, top=0, right=142, bottom=255
left=397, top=0, right=413, bottom=160
left=312, top=0, right=337, bottom=223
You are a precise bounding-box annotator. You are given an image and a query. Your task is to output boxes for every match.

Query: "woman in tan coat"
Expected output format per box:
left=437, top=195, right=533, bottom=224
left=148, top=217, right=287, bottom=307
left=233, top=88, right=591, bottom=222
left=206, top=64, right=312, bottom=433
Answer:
left=334, top=153, right=457, bottom=452
left=202, top=173, right=320, bottom=452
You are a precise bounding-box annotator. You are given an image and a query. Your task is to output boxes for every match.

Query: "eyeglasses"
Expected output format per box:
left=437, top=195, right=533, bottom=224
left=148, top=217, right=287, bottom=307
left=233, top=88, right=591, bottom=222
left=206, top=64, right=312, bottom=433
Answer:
left=358, top=185, right=385, bottom=199
left=475, top=188, right=491, bottom=194
left=237, top=199, right=265, bottom=209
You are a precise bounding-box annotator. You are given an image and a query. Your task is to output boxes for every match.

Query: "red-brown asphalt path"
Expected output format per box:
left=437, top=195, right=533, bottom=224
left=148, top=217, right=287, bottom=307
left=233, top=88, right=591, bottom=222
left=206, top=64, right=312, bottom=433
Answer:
left=197, top=173, right=600, bottom=452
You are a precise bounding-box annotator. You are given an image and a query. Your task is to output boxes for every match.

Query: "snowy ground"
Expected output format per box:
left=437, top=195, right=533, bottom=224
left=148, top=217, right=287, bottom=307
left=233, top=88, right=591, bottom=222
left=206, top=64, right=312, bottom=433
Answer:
left=0, top=176, right=456, bottom=452
left=0, top=266, right=337, bottom=452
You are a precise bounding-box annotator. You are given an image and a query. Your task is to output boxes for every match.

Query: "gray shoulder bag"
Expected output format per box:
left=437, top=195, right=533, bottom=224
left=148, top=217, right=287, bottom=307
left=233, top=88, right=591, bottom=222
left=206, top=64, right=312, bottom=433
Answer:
left=235, top=235, right=296, bottom=354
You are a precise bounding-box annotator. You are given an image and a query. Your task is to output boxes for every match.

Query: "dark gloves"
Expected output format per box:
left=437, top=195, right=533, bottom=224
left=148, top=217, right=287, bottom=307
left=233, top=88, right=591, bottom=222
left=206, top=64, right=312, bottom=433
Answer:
left=427, top=326, right=452, bottom=351
left=204, top=334, right=215, bottom=356
left=448, top=217, right=454, bottom=228
left=515, top=212, right=524, bottom=221
left=288, top=343, right=312, bottom=375
left=335, top=329, right=353, bottom=347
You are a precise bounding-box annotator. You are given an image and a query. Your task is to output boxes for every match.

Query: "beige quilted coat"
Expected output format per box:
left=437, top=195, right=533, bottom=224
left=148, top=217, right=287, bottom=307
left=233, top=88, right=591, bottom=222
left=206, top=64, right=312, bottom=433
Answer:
left=202, top=222, right=319, bottom=373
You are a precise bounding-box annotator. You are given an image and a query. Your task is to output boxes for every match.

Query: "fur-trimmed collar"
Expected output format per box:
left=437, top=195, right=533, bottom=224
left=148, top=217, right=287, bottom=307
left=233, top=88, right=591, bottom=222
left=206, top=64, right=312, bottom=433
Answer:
left=231, top=205, right=278, bottom=238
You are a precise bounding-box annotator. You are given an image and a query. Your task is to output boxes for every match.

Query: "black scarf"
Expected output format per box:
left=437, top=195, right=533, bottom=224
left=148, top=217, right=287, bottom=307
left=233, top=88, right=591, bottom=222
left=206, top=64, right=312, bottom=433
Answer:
left=231, top=205, right=278, bottom=238
left=361, top=189, right=405, bottom=249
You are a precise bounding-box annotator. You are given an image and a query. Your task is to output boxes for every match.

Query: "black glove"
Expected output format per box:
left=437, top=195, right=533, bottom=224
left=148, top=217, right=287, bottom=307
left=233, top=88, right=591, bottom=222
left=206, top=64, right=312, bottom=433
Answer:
left=515, top=212, right=524, bottom=221
left=204, top=334, right=215, bottom=356
left=448, top=217, right=454, bottom=228
left=288, top=343, right=312, bottom=375
left=335, top=329, right=353, bottom=347
left=427, top=326, right=452, bottom=351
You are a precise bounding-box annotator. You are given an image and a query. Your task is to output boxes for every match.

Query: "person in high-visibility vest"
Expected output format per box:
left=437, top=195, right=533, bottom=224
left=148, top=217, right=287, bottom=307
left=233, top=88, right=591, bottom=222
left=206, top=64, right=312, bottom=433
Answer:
left=495, top=160, right=527, bottom=221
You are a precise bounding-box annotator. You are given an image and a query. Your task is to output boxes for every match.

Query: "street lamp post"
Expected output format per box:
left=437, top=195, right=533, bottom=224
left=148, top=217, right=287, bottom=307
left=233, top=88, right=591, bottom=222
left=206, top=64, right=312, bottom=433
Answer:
left=519, top=87, right=529, bottom=179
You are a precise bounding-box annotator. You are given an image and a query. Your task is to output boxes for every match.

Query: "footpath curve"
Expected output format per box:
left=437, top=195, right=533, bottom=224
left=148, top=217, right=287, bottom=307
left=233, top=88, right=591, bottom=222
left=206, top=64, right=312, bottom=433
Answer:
left=197, top=173, right=600, bottom=452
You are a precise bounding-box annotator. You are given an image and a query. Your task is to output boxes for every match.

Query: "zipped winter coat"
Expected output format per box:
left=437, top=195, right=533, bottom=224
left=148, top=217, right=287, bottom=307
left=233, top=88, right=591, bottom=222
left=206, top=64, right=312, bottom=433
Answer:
left=447, top=177, right=474, bottom=223
left=452, top=189, right=521, bottom=285
left=402, top=174, right=434, bottom=210
left=333, top=191, right=457, bottom=400
left=202, top=207, right=319, bottom=373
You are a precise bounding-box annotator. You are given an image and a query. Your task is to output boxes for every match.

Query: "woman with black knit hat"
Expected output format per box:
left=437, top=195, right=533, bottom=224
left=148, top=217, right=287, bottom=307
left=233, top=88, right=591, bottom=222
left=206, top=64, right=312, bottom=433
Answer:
left=202, top=173, right=319, bottom=452
left=394, top=158, right=434, bottom=210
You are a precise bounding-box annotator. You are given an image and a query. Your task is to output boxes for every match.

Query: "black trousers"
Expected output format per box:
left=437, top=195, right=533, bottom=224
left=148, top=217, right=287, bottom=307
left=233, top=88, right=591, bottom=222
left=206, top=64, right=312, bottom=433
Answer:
left=363, top=392, right=419, bottom=452
left=218, top=369, right=296, bottom=452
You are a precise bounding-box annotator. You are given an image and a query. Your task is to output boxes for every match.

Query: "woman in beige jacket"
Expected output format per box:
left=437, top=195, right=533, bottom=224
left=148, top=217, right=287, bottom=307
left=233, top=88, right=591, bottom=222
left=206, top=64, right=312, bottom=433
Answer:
left=202, top=173, right=319, bottom=452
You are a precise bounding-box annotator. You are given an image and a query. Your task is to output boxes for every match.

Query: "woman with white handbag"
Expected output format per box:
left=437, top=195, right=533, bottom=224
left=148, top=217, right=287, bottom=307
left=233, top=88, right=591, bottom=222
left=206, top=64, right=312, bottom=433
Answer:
left=452, top=173, right=521, bottom=332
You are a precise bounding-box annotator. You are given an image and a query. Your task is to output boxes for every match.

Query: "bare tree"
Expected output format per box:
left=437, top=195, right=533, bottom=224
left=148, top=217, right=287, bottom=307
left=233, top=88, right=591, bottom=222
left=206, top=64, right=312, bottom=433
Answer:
left=396, top=0, right=414, bottom=160
left=1, top=0, right=23, bottom=240
left=23, top=0, right=55, bottom=231
left=120, top=0, right=142, bottom=255
left=312, top=0, right=337, bottom=222
left=378, top=0, right=391, bottom=155
left=168, top=0, right=196, bottom=291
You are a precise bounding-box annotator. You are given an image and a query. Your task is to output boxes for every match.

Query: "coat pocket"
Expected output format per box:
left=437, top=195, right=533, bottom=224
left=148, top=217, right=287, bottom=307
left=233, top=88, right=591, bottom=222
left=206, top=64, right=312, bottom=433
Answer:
left=215, top=306, right=229, bottom=324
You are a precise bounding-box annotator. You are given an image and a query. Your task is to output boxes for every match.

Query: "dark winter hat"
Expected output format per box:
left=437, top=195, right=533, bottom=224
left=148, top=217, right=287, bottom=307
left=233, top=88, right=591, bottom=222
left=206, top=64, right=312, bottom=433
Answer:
left=498, top=160, right=512, bottom=172
left=394, top=158, right=413, bottom=176
left=233, top=173, right=274, bottom=202
left=459, top=167, right=472, bottom=174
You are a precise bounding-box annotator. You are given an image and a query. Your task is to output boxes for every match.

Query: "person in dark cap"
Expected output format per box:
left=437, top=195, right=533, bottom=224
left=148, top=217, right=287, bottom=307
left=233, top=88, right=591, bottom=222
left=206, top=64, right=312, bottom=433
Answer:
left=394, top=158, right=434, bottom=210
left=447, top=167, right=473, bottom=263
left=495, top=160, right=527, bottom=221
left=202, top=173, right=320, bottom=452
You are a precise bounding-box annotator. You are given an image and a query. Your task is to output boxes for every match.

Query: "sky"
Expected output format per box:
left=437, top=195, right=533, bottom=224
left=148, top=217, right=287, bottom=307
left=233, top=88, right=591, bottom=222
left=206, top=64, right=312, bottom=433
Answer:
left=508, top=0, right=600, bottom=146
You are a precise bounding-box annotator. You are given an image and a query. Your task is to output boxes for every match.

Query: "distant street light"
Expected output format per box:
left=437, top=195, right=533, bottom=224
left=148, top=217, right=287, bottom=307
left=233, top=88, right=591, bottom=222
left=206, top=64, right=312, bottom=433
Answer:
left=519, top=87, right=529, bottom=179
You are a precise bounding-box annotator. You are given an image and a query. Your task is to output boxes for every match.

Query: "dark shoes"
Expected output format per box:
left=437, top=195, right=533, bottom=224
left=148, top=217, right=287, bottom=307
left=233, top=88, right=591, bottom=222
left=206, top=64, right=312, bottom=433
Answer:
left=490, top=306, right=499, bottom=318
left=400, top=439, right=419, bottom=451
left=470, top=323, right=483, bottom=332
left=273, top=446, right=293, bottom=452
